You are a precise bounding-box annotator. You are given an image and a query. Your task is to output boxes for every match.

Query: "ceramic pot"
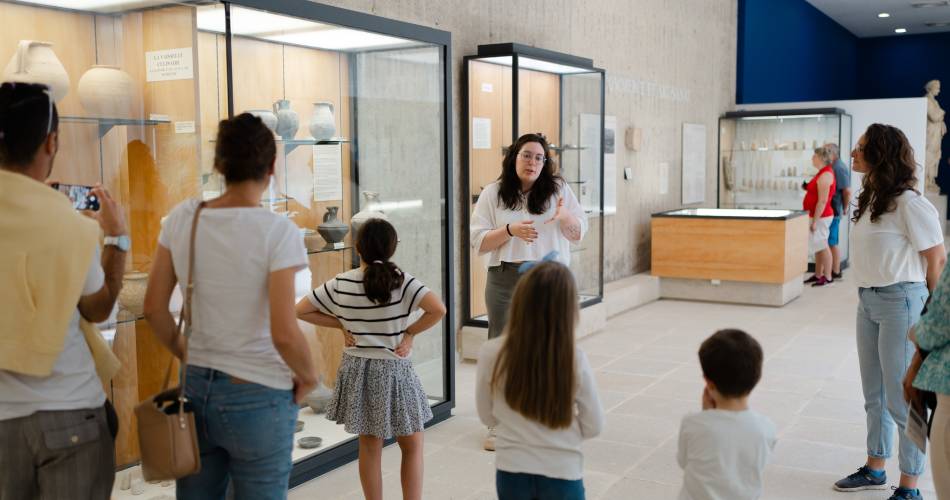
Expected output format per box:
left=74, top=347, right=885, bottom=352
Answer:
left=247, top=109, right=278, bottom=134
left=2, top=40, right=70, bottom=102
left=317, top=206, right=349, bottom=249
left=78, top=65, right=134, bottom=118
left=304, top=382, right=333, bottom=413
left=309, top=101, right=335, bottom=141
left=350, top=191, right=387, bottom=238
left=273, top=99, right=299, bottom=141
left=118, top=272, right=149, bottom=317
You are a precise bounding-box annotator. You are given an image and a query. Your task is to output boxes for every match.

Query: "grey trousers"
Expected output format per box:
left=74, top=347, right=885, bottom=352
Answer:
left=485, top=262, right=524, bottom=339
left=0, top=405, right=115, bottom=500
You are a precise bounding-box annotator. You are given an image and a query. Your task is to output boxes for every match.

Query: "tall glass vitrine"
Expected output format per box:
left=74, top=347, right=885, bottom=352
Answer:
left=462, top=43, right=605, bottom=328
left=0, top=0, right=454, bottom=491
left=717, top=108, right=853, bottom=266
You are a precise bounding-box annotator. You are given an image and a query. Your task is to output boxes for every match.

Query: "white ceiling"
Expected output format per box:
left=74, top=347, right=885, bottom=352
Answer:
left=805, top=0, right=950, bottom=37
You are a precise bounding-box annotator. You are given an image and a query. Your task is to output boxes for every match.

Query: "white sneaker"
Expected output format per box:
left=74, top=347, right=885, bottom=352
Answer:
left=483, top=428, right=496, bottom=452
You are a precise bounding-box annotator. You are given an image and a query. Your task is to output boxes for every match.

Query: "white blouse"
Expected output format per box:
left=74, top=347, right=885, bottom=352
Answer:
left=470, top=181, right=588, bottom=268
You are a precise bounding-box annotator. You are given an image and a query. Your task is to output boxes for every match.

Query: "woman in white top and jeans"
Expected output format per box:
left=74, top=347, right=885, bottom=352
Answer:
left=832, top=124, right=946, bottom=500
left=471, top=133, right=587, bottom=450
left=476, top=261, right=604, bottom=500
left=144, top=114, right=318, bottom=500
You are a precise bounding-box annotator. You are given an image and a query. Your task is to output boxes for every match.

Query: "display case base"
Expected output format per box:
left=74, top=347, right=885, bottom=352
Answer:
left=460, top=302, right=607, bottom=360
left=658, top=275, right=804, bottom=307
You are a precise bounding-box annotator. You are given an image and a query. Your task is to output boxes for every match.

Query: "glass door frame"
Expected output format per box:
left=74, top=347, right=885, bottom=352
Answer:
left=461, top=42, right=606, bottom=328
left=220, top=0, right=454, bottom=485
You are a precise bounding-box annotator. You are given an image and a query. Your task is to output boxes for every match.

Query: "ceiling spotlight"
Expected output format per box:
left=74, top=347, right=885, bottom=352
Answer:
left=895, top=28, right=908, bottom=33
left=878, top=12, right=890, bottom=17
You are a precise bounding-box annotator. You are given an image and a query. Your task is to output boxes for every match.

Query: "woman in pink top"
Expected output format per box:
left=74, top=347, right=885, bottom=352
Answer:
left=803, top=146, right=837, bottom=287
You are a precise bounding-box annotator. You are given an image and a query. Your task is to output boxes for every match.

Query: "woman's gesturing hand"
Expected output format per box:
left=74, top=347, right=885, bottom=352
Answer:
left=509, top=220, right=538, bottom=243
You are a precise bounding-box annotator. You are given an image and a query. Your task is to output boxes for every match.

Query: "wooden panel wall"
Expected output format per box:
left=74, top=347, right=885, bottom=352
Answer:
left=467, top=61, right=560, bottom=317
left=650, top=216, right=807, bottom=284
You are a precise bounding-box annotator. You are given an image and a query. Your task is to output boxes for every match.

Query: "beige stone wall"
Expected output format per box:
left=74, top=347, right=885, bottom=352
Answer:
left=311, top=0, right=738, bottom=318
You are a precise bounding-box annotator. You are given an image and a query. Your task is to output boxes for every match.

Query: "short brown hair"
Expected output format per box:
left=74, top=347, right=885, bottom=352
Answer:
left=491, top=261, right=578, bottom=429
left=213, top=113, right=276, bottom=184
left=698, top=329, right=763, bottom=398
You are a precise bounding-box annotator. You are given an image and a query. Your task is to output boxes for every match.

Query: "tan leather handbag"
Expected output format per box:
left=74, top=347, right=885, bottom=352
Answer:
left=134, top=202, right=205, bottom=481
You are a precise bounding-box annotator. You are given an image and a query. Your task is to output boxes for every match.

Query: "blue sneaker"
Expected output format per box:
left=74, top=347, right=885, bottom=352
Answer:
left=888, top=486, right=923, bottom=500
left=833, top=466, right=887, bottom=491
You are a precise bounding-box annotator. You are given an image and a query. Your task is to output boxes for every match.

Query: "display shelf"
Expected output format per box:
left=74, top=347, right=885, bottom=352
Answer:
left=282, top=137, right=350, bottom=155
left=60, top=115, right=171, bottom=138
left=307, top=244, right=352, bottom=255
left=550, top=144, right=588, bottom=152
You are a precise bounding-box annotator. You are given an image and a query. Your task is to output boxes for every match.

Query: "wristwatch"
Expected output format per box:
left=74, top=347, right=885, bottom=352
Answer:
left=104, top=235, right=131, bottom=252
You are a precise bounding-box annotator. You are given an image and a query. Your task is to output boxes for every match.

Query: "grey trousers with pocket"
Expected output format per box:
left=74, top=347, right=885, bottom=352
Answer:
left=485, top=262, right=524, bottom=339
left=0, top=405, right=115, bottom=500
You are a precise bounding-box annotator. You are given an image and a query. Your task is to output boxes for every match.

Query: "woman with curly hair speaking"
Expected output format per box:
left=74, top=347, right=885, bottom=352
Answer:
left=832, top=124, right=946, bottom=500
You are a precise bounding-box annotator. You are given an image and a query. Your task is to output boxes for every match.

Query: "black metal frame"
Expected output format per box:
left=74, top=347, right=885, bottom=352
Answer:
left=461, top=44, right=606, bottom=328
left=220, top=0, right=454, bottom=486
left=715, top=107, right=853, bottom=271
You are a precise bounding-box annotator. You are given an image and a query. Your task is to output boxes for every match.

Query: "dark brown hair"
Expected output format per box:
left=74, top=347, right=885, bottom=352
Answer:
left=491, top=261, right=578, bottom=429
left=214, top=113, right=276, bottom=184
left=699, top=329, right=763, bottom=398
left=852, top=123, right=919, bottom=223
left=0, top=82, right=59, bottom=168
left=497, top=133, right=563, bottom=215
left=356, top=218, right=404, bottom=304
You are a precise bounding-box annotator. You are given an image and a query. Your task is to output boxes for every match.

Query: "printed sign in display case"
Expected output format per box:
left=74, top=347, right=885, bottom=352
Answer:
left=0, top=0, right=454, bottom=491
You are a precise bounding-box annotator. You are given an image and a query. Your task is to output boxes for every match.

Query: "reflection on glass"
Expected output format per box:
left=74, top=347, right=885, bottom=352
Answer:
left=657, top=208, right=802, bottom=218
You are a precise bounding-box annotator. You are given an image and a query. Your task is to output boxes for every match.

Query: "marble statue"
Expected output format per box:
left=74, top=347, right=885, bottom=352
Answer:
left=926, top=80, right=946, bottom=192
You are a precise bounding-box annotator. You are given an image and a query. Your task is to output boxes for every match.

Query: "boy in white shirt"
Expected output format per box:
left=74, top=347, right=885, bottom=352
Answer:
left=678, top=329, right=777, bottom=500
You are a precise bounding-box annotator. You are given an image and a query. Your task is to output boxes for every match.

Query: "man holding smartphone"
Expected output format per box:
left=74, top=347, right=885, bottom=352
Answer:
left=0, top=82, right=128, bottom=499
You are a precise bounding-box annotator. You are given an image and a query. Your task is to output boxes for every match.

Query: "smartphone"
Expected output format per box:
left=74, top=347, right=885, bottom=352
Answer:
left=51, top=183, right=100, bottom=211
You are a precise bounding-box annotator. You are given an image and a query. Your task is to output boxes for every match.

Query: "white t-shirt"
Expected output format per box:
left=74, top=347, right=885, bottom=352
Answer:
left=308, top=268, right=430, bottom=360
left=850, top=190, right=944, bottom=288
left=677, top=409, right=776, bottom=500
left=470, top=181, right=588, bottom=268
left=158, top=199, right=307, bottom=390
left=0, top=248, right=106, bottom=420
left=475, top=338, right=604, bottom=481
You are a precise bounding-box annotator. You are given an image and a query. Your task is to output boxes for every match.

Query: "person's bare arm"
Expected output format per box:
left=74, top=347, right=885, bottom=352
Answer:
left=295, top=298, right=344, bottom=329
left=395, top=292, right=447, bottom=357
left=271, top=268, right=318, bottom=403
left=143, top=245, right=184, bottom=358
left=842, top=188, right=852, bottom=215
left=77, top=186, right=127, bottom=322
left=921, top=243, right=948, bottom=293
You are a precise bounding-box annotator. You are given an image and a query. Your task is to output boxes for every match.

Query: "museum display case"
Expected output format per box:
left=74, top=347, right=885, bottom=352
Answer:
left=0, top=0, right=454, bottom=491
left=462, top=43, right=605, bottom=327
left=717, top=108, right=853, bottom=264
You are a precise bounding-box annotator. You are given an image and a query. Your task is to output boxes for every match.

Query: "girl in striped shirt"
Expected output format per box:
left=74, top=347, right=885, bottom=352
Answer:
left=295, top=218, right=446, bottom=500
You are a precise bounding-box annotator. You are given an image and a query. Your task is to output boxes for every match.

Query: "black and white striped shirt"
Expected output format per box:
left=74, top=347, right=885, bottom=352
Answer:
left=307, top=268, right=430, bottom=359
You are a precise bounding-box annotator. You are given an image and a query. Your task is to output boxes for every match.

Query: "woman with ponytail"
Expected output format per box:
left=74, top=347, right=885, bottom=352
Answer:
left=296, top=218, right=446, bottom=500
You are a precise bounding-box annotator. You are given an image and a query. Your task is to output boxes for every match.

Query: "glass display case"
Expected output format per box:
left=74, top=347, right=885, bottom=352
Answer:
left=462, top=43, right=605, bottom=327
left=0, top=0, right=454, bottom=490
left=717, top=108, right=853, bottom=265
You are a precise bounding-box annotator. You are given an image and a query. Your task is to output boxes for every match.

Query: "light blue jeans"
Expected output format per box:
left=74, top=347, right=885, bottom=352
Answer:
left=176, top=366, right=298, bottom=500
left=856, top=282, right=929, bottom=477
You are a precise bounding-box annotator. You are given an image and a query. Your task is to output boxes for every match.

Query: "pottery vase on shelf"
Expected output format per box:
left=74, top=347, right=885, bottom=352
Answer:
left=350, top=191, right=387, bottom=237
left=317, top=206, right=349, bottom=249
left=309, top=101, right=336, bottom=141
left=78, top=65, right=134, bottom=118
left=273, top=99, right=298, bottom=141
left=118, top=272, right=149, bottom=317
left=247, top=109, right=278, bottom=134
left=2, top=40, right=70, bottom=102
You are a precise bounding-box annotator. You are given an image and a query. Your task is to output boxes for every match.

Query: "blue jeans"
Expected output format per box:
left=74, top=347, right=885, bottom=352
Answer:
left=496, top=470, right=585, bottom=500
left=176, top=366, right=297, bottom=500
left=856, top=282, right=929, bottom=477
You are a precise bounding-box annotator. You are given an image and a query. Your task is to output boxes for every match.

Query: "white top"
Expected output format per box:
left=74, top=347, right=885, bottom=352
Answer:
left=158, top=199, right=308, bottom=390
left=850, top=190, right=944, bottom=288
left=307, top=268, right=430, bottom=360
left=470, top=181, right=588, bottom=267
left=0, top=248, right=106, bottom=420
left=677, top=409, right=776, bottom=500
left=476, top=337, right=604, bottom=481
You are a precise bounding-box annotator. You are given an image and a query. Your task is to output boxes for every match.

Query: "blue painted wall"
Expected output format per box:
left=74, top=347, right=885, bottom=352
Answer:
left=737, top=0, right=858, bottom=104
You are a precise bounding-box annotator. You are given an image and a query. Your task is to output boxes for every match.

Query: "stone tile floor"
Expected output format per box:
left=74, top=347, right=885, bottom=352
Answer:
left=290, top=281, right=938, bottom=499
